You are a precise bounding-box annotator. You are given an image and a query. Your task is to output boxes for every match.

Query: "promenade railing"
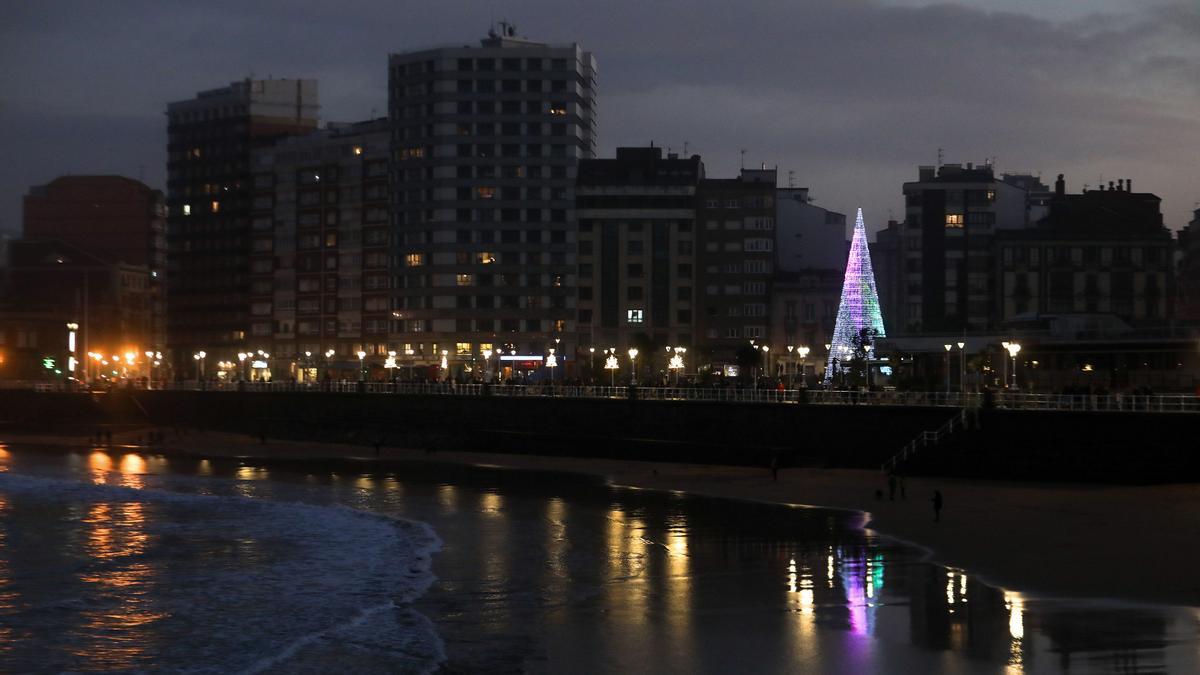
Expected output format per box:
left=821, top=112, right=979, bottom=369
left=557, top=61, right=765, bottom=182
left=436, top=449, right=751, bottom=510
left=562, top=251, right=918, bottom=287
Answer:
left=8, top=380, right=1200, bottom=412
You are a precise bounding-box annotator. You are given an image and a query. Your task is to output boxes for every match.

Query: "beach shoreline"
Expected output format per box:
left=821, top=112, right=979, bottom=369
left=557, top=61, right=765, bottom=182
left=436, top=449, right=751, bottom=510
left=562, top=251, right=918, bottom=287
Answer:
left=4, top=427, right=1199, bottom=608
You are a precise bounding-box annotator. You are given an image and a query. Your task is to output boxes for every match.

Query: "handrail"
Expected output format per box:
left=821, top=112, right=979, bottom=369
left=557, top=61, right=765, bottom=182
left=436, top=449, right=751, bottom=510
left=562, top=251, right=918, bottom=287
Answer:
left=882, top=408, right=970, bottom=474
left=8, top=380, right=1200, bottom=413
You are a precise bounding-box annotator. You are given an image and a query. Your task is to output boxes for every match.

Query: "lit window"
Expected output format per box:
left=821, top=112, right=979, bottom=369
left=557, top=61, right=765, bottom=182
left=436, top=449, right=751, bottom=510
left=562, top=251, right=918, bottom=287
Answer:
left=548, top=103, right=567, bottom=115
left=945, top=214, right=964, bottom=227
left=353, top=145, right=363, bottom=156
left=405, top=253, right=425, bottom=267
left=211, top=200, right=220, bottom=213
left=986, top=190, right=996, bottom=202
left=475, top=186, right=496, bottom=200
left=190, top=148, right=201, bottom=158
left=476, top=252, right=496, bottom=264
left=456, top=274, right=473, bottom=286
left=182, top=204, right=191, bottom=216
left=400, top=146, right=425, bottom=160
left=456, top=342, right=472, bottom=356
left=626, top=309, right=644, bottom=324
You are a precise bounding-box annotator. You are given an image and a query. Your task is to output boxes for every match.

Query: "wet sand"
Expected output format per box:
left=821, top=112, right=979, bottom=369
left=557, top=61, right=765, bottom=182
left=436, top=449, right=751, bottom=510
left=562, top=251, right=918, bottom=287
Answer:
left=6, top=428, right=1200, bottom=607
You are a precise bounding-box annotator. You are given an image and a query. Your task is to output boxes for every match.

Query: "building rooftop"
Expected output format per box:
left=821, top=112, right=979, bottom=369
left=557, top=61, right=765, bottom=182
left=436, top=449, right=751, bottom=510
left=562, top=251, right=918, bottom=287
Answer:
left=577, top=147, right=703, bottom=186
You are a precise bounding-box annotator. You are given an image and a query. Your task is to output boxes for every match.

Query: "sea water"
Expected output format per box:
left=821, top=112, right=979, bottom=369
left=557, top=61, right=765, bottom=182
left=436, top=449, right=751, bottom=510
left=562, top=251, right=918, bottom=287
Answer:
left=3, top=443, right=1200, bottom=673
left=0, top=455, right=442, bottom=673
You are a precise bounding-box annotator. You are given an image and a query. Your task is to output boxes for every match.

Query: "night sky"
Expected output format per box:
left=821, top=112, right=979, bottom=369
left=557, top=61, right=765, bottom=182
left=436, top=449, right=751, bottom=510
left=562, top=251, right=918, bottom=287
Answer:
left=2, top=0, right=1198, bottom=237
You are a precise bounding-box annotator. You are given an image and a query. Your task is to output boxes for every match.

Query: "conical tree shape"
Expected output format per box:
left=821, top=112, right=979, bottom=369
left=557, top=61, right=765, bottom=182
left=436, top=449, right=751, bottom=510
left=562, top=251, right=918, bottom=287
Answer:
left=824, top=208, right=886, bottom=382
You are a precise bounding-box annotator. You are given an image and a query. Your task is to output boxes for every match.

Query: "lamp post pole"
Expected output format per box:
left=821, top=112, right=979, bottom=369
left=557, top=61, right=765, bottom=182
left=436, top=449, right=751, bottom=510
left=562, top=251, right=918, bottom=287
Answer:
left=957, top=341, right=966, bottom=393
left=627, top=348, right=638, bottom=385
left=943, top=344, right=951, bottom=394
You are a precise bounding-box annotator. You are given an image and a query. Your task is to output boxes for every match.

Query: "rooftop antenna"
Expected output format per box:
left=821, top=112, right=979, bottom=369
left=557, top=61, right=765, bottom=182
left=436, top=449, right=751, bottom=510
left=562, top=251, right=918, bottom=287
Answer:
left=937, top=147, right=943, bottom=168
left=739, top=149, right=746, bottom=170
left=683, top=141, right=690, bottom=155
left=787, top=170, right=796, bottom=188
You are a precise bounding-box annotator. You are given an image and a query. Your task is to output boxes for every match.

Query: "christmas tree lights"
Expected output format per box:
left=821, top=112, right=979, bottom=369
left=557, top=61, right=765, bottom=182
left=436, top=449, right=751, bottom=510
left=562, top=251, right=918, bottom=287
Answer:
left=824, top=208, right=886, bottom=383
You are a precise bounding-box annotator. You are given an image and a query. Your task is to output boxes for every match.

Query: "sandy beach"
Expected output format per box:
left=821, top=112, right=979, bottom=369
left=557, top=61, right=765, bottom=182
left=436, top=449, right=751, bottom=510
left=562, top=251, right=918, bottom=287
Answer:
left=6, top=427, right=1200, bottom=608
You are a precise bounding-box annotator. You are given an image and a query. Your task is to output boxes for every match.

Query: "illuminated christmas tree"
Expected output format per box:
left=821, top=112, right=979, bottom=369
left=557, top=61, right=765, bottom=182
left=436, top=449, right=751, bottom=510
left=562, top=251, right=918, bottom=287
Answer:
left=824, top=208, right=886, bottom=383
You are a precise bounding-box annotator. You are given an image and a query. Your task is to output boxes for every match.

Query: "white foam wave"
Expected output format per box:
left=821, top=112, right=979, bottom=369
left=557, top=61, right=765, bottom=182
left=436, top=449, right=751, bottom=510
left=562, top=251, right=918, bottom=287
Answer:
left=0, top=471, right=446, bottom=673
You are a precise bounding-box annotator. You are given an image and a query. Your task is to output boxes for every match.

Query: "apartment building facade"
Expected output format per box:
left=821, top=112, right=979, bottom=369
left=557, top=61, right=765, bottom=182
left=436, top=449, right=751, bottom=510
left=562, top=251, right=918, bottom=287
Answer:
left=388, top=27, right=596, bottom=374
left=248, top=119, right=391, bottom=378
left=575, top=147, right=702, bottom=358
left=696, top=169, right=778, bottom=365
left=165, top=78, right=319, bottom=369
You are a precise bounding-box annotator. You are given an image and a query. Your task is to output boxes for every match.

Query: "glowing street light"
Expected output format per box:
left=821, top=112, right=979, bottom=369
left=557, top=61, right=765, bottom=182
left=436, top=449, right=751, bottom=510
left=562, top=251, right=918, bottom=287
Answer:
left=604, top=348, right=620, bottom=387
left=193, top=350, right=207, bottom=381
left=357, top=350, right=367, bottom=382
left=66, top=322, right=78, bottom=376
left=956, top=341, right=966, bottom=393
left=482, top=348, right=493, bottom=382
left=943, top=344, right=952, bottom=393
left=546, top=348, right=558, bottom=385
left=668, top=347, right=686, bottom=385
left=798, top=345, right=811, bottom=388
left=1005, top=341, right=1022, bottom=389
left=627, top=348, right=639, bottom=384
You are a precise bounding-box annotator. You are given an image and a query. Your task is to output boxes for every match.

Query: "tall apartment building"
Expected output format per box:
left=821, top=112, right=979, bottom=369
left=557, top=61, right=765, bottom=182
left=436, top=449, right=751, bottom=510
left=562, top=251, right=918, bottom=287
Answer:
left=696, top=168, right=778, bottom=365
left=995, top=176, right=1174, bottom=332
left=576, top=146, right=703, bottom=354
left=21, top=175, right=167, bottom=353
left=249, top=119, right=390, bottom=378
left=165, top=79, right=318, bottom=369
left=388, top=27, right=597, bottom=374
left=775, top=187, right=846, bottom=272
left=894, top=162, right=1027, bottom=334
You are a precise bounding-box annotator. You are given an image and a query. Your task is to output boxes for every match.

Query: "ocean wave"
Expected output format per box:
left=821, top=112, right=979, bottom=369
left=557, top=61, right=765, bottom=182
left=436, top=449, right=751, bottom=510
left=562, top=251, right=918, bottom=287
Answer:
left=0, top=471, right=445, bottom=673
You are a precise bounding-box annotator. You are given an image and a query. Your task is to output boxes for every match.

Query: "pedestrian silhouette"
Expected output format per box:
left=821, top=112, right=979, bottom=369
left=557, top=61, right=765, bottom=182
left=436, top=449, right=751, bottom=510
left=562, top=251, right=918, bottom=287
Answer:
left=932, top=490, right=943, bottom=522
left=888, top=473, right=897, bottom=501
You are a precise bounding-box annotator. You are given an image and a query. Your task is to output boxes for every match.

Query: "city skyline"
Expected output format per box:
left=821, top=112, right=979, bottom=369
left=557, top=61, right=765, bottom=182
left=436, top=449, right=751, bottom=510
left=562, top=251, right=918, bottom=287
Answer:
left=3, top=0, right=1199, bottom=238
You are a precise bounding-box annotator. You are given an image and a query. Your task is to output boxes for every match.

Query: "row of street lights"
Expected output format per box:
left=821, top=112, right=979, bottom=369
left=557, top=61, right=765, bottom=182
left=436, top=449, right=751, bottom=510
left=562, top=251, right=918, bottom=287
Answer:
left=943, top=341, right=1023, bottom=391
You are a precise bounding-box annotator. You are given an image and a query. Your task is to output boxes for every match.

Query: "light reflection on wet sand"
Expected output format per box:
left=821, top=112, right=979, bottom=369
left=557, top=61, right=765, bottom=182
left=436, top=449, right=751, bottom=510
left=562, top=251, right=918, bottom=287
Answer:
left=2, top=446, right=1200, bottom=673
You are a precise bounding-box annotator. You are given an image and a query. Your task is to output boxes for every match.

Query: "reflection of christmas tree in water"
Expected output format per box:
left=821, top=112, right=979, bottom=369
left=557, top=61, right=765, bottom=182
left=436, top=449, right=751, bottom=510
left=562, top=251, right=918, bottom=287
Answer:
left=825, top=208, right=886, bottom=383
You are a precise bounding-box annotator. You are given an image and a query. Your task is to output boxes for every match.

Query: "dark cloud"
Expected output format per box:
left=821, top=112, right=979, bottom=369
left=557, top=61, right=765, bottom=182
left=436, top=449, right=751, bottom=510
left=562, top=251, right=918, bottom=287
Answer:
left=1, top=0, right=1198, bottom=235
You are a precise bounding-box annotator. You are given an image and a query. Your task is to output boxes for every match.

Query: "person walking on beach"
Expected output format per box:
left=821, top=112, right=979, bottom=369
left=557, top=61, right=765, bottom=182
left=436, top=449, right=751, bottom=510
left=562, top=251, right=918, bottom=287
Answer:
left=932, top=490, right=943, bottom=522
left=887, top=473, right=897, bottom=501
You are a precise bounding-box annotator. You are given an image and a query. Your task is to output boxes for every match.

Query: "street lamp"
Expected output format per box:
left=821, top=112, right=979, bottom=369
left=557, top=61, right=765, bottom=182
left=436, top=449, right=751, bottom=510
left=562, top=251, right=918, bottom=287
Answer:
left=1001, top=341, right=1010, bottom=388
left=66, top=322, right=79, bottom=379
left=482, top=348, right=493, bottom=382
left=195, top=350, right=207, bottom=380
left=627, top=348, right=638, bottom=384
left=798, top=345, right=811, bottom=388
left=357, top=350, right=367, bottom=382
left=604, top=348, right=619, bottom=387
left=440, top=349, right=448, bottom=380
left=668, top=347, right=686, bottom=385
left=956, top=341, right=966, bottom=393
left=546, top=348, right=558, bottom=385
left=1005, top=342, right=1022, bottom=389
left=553, top=337, right=561, bottom=384
left=943, top=344, right=952, bottom=393
left=588, top=346, right=596, bottom=384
